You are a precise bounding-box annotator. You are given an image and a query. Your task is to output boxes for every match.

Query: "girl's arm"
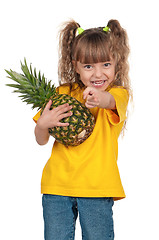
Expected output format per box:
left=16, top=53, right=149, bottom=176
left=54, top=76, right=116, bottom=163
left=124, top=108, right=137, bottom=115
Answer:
left=35, top=100, right=72, bottom=145
left=83, top=87, right=116, bottom=109
left=35, top=125, right=50, bottom=145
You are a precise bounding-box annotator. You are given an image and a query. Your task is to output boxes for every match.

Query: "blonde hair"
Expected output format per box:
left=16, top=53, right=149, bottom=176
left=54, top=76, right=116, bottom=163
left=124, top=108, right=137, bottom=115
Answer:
left=58, top=19, right=132, bottom=98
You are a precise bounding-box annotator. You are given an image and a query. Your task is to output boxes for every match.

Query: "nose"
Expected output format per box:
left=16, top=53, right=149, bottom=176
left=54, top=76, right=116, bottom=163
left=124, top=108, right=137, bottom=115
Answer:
left=94, top=66, right=103, bottom=78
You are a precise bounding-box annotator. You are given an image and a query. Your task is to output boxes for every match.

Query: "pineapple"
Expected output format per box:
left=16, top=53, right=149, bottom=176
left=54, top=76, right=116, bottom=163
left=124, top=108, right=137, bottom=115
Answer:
left=5, top=59, right=95, bottom=146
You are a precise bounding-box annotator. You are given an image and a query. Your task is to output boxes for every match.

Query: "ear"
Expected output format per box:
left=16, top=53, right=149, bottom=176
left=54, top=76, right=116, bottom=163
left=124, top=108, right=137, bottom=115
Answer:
left=72, top=60, right=80, bottom=74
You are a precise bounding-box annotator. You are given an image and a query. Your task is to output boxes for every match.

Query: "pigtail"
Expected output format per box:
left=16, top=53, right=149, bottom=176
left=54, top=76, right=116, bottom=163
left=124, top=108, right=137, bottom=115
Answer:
left=107, top=20, right=131, bottom=96
left=58, top=20, right=80, bottom=85
left=107, top=20, right=133, bottom=135
left=107, top=19, right=129, bottom=57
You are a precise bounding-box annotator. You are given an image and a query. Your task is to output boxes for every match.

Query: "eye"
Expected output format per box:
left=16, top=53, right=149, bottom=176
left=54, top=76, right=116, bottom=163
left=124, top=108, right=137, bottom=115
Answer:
left=84, top=65, right=93, bottom=69
left=104, top=62, right=111, bottom=67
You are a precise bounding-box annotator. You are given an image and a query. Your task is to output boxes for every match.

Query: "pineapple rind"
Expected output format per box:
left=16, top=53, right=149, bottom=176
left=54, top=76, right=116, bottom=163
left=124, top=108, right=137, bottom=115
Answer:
left=46, top=94, right=95, bottom=146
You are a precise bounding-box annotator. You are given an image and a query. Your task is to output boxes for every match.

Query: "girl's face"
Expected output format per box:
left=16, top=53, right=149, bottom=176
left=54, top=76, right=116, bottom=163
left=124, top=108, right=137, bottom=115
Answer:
left=75, top=60, right=116, bottom=91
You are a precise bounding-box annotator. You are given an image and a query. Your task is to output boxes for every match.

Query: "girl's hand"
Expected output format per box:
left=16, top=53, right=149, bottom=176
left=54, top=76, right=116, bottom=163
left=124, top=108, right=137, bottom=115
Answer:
left=83, top=87, right=116, bottom=109
left=83, top=87, right=101, bottom=108
left=37, top=100, right=72, bottom=130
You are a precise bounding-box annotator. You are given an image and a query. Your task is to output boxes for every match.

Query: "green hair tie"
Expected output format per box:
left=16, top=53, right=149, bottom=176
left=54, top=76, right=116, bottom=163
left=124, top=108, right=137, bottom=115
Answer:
left=78, top=27, right=84, bottom=35
left=103, top=26, right=110, bottom=32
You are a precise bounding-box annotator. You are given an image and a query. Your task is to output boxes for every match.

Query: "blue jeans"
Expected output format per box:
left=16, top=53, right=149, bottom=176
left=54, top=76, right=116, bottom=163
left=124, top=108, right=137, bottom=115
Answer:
left=42, top=194, right=114, bottom=240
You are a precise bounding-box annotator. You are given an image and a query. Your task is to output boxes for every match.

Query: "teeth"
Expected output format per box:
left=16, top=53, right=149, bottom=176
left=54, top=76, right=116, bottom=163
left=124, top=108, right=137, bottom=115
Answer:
left=91, top=80, right=105, bottom=86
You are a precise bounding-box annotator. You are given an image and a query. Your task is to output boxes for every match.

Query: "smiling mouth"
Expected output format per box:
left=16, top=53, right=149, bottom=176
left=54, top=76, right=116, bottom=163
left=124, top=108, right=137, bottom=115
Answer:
left=91, top=80, right=107, bottom=87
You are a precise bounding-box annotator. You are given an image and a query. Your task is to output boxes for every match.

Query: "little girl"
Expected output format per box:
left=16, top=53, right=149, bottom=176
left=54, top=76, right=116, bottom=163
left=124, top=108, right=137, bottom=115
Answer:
left=33, top=19, right=131, bottom=240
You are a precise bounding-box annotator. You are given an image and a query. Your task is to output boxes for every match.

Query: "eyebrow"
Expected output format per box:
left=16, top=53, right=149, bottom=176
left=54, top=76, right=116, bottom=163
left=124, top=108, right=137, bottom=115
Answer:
left=80, top=60, right=113, bottom=65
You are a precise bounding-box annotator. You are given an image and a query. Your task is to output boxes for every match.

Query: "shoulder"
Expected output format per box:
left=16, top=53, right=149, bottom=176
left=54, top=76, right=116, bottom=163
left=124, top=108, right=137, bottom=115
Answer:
left=108, top=86, right=128, bottom=95
left=108, top=86, right=129, bottom=103
left=56, top=83, right=81, bottom=95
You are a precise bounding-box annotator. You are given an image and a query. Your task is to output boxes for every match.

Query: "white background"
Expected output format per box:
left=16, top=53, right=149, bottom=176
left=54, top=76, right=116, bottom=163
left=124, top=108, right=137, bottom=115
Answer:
left=0, top=0, right=159, bottom=239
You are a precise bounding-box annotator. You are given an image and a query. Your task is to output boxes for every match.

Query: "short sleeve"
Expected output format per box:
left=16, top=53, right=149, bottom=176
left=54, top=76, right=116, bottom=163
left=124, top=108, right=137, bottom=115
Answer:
left=106, top=87, right=129, bottom=125
left=33, top=110, right=42, bottom=123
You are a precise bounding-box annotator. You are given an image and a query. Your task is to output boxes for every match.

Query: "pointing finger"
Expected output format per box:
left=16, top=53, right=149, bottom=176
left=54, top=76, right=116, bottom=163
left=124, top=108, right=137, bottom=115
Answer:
left=83, top=88, right=94, bottom=100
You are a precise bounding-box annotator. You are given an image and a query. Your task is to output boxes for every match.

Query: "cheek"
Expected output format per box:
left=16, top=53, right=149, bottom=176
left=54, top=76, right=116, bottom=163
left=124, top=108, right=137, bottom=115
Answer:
left=109, top=69, right=115, bottom=81
left=80, top=72, right=89, bottom=82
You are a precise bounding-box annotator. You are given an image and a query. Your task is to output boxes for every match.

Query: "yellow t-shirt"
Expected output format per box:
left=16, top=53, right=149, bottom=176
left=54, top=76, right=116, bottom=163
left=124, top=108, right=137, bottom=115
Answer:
left=33, top=83, right=129, bottom=200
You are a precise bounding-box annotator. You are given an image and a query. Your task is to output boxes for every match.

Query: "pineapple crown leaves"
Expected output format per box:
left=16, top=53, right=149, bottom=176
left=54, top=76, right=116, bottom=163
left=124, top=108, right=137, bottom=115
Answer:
left=5, top=58, right=57, bottom=110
